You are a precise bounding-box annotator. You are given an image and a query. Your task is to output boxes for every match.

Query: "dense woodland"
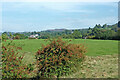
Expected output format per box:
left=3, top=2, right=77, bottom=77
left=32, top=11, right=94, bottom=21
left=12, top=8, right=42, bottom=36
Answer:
left=1, top=22, right=120, bottom=40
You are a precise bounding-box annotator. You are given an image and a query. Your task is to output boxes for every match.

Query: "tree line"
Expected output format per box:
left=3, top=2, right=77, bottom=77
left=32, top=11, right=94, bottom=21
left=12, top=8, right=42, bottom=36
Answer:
left=1, top=22, right=120, bottom=40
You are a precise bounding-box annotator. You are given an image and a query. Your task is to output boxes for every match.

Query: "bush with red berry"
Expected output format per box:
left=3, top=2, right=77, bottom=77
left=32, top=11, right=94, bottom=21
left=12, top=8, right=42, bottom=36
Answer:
left=2, top=40, right=33, bottom=78
left=35, top=38, right=86, bottom=78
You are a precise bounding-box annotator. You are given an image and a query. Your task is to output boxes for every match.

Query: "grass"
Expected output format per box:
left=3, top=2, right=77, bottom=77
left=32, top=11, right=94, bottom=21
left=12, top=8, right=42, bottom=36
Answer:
left=61, top=54, right=118, bottom=78
left=2, top=39, right=119, bottom=78
left=6, top=39, right=118, bottom=56
left=69, top=39, right=118, bottom=56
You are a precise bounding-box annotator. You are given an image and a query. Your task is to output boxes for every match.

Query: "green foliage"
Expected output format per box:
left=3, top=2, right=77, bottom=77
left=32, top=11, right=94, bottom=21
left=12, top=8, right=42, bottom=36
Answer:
left=2, top=40, right=32, bottom=78
left=94, top=24, right=102, bottom=29
left=72, top=30, right=82, bottom=39
left=86, top=23, right=119, bottom=40
left=87, top=36, right=95, bottom=39
left=35, top=38, right=86, bottom=78
left=62, top=30, right=82, bottom=39
left=2, top=33, right=8, bottom=40
left=102, top=24, right=107, bottom=29
left=92, top=29, right=116, bottom=40
left=0, top=36, right=1, bottom=40
left=1, top=22, right=119, bottom=40
left=13, top=33, right=28, bottom=39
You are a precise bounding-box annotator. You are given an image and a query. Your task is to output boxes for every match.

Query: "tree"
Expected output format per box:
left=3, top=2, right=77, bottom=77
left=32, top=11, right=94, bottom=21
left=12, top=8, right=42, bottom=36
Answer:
left=72, top=30, right=82, bottom=39
left=94, top=24, right=98, bottom=29
left=0, top=36, right=1, bottom=40
left=14, top=35, right=20, bottom=39
left=65, top=30, right=71, bottom=35
left=13, top=33, right=28, bottom=39
left=102, top=24, right=107, bottom=29
left=2, top=33, right=8, bottom=40
left=87, top=27, right=92, bottom=36
left=9, top=32, right=14, bottom=39
left=97, top=24, right=102, bottom=28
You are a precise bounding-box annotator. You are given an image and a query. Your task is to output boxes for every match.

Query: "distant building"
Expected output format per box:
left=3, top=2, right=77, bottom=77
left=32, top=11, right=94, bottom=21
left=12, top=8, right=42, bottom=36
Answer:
left=84, top=36, right=88, bottom=39
left=29, top=34, right=39, bottom=38
left=29, top=35, right=35, bottom=38
left=71, top=31, right=74, bottom=34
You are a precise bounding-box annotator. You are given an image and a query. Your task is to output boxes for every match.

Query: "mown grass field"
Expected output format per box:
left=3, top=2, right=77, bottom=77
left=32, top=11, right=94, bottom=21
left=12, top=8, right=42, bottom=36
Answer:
left=3, top=39, right=119, bottom=78
left=6, top=39, right=118, bottom=56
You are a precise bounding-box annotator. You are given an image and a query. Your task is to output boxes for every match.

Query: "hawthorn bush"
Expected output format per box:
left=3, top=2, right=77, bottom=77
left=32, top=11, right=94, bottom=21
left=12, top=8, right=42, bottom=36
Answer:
left=2, top=40, right=33, bottom=78
left=35, top=38, right=86, bottom=78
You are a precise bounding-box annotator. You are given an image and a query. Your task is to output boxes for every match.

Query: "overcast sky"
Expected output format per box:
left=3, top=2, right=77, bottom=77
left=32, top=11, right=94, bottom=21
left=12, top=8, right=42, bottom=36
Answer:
left=2, top=2, right=118, bottom=32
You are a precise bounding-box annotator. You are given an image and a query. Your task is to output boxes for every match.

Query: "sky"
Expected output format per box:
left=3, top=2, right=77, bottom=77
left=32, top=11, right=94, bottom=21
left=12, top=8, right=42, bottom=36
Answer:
left=1, top=2, right=118, bottom=32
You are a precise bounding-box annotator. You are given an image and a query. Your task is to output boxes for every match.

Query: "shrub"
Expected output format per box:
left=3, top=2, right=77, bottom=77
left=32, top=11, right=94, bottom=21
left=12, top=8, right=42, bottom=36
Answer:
left=87, top=36, right=95, bottom=39
left=35, top=38, right=86, bottom=78
left=28, top=37, right=36, bottom=39
left=14, top=35, right=20, bottom=39
left=2, top=40, right=32, bottom=78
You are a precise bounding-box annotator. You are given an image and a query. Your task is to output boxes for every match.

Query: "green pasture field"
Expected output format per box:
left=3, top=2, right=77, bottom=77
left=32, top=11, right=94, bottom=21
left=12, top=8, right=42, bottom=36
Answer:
left=2, top=39, right=119, bottom=78
left=5, top=39, right=118, bottom=56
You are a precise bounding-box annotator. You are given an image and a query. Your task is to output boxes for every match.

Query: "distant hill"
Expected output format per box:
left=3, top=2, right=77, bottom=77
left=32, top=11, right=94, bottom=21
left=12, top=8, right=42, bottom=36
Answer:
left=1, top=22, right=120, bottom=40
left=44, top=29, right=68, bottom=32
left=1, top=22, right=118, bottom=39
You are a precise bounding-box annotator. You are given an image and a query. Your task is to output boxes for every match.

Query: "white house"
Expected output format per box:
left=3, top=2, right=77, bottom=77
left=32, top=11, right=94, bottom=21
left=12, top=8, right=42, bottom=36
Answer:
left=29, top=34, right=39, bottom=38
